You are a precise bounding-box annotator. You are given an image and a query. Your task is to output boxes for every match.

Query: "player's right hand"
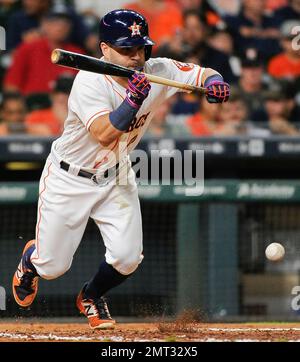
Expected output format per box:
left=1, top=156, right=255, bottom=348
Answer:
left=205, top=80, right=230, bottom=104
left=125, top=73, right=151, bottom=109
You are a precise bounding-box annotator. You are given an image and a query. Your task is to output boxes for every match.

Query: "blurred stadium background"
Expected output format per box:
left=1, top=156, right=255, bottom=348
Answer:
left=0, top=0, right=300, bottom=321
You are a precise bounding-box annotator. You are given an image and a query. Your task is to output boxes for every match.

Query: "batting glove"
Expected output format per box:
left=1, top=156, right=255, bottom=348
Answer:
left=204, top=75, right=230, bottom=104
left=125, top=73, right=151, bottom=109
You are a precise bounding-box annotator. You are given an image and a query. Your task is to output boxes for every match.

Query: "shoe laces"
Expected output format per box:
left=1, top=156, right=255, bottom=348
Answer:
left=95, top=297, right=112, bottom=320
left=20, top=271, right=37, bottom=292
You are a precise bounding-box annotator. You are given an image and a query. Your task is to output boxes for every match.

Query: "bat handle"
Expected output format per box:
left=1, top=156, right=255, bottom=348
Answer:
left=142, top=72, right=207, bottom=94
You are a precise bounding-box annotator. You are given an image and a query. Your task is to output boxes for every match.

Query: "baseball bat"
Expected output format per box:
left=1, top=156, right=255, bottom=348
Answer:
left=51, top=49, right=207, bottom=94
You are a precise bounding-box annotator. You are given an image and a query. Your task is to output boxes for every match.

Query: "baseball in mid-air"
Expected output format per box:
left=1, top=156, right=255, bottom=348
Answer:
left=265, top=243, right=285, bottom=261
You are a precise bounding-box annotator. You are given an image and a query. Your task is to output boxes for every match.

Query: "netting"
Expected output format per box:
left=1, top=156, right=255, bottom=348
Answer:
left=0, top=202, right=178, bottom=317
left=1, top=200, right=300, bottom=319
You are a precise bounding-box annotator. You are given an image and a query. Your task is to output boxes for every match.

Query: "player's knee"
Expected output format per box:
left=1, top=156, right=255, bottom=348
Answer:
left=112, top=251, right=144, bottom=275
left=37, top=260, right=72, bottom=280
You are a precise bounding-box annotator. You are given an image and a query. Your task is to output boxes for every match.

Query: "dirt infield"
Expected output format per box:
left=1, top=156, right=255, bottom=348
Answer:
left=1, top=321, right=300, bottom=342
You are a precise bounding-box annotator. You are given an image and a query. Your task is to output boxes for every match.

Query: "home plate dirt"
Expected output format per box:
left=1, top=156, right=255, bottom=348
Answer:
left=1, top=322, right=300, bottom=341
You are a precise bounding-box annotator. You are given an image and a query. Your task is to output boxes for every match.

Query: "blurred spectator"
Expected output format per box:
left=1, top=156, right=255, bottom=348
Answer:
left=185, top=89, right=263, bottom=137
left=177, top=0, right=222, bottom=26
left=157, top=10, right=235, bottom=83
left=237, top=48, right=268, bottom=121
left=218, top=90, right=270, bottom=136
left=185, top=13, right=235, bottom=82
left=4, top=10, right=82, bottom=95
left=7, top=0, right=51, bottom=49
left=7, top=0, right=90, bottom=50
left=263, top=87, right=300, bottom=135
left=73, top=0, right=129, bottom=17
left=176, top=0, right=204, bottom=10
left=184, top=87, right=269, bottom=138
left=270, top=80, right=300, bottom=123
left=25, top=92, right=51, bottom=112
left=146, top=99, right=173, bottom=137
left=71, top=1, right=129, bottom=57
left=145, top=96, right=195, bottom=137
left=0, top=91, right=27, bottom=135
left=0, top=0, right=21, bottom=29
left=25, top=75, right=74, bottom=135
left=170, top=92, right=200, bottom=115
left=268, top=20, right=300, bottom=80
left=208, top=0, right=241, bottom=16
left=149, top=11, right=191, bottom=60
left=124, top=0, right=183, bottom=48
left=285, top=81, right=300, bottom=122
left=0, top=1, right=21, bottom=88
left=208, top=26, right=234, bottom=55
left=207, top=25, right=240, bottom=80
left=274, top=0, right=300, bottom=24
left=185, top=94, right=221, bottom=136
left=177, top=10, right=206, bottom=59
left=265, top=0, right=287, bottom=12
left=224, top=0, right=281, bottom=62
left=156, top=10, right=200, bottom=60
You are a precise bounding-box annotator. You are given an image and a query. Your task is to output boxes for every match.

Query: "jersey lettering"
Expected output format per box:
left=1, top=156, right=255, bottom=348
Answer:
left=127, top=112, right=150, bottom=133
left=127, top=135, right=138, bottom=147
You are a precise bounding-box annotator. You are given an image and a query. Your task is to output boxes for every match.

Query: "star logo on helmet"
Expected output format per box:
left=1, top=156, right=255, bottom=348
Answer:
left=128, top=22, right=142, bottom=37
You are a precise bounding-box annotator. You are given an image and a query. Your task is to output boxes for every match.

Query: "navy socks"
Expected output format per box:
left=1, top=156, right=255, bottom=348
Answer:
left=23, top=244, right=38, bottom=276
left=84, top=260, right=130, bottom=300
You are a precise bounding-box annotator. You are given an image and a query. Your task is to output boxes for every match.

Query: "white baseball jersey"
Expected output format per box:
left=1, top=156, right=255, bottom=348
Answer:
left=52, top=57, right=205, bottom=173
left=30, top=57, right=205, bottom=279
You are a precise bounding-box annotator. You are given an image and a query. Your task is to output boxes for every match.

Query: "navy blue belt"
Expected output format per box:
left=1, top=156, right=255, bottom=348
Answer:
left=60, top=161, right=120, bottom=182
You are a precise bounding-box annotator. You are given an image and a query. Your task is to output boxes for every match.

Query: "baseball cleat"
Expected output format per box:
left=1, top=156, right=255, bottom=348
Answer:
left=12, top=240, right=39, bottom=307
left=76, top=286, right=115, bottom=329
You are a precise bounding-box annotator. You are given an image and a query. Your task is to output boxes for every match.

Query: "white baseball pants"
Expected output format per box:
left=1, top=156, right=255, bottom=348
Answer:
left=30, top=155, right=143, bottom=279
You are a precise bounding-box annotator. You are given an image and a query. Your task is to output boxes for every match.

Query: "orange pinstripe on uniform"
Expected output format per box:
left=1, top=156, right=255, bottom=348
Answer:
left=32, top=162, right=52, bottom=261
left=86, top=109, right=111, bottom=131
left=104, top=75, right=125, bottom=100
left=196, top=66, right=203, bottom=87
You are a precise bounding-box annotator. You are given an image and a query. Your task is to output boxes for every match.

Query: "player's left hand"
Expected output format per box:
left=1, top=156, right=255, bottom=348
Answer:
left=205, top=78, right=230, bottom=104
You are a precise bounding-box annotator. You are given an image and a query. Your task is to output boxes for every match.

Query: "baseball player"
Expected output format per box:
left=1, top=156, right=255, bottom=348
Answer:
left=12, top=9, right=230, bottom=329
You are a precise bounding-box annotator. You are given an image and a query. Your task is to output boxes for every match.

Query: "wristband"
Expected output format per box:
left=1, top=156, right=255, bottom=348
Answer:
left=109, top=99, right=139, bottom=131
left=204, top=74, right=224, bottom=87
